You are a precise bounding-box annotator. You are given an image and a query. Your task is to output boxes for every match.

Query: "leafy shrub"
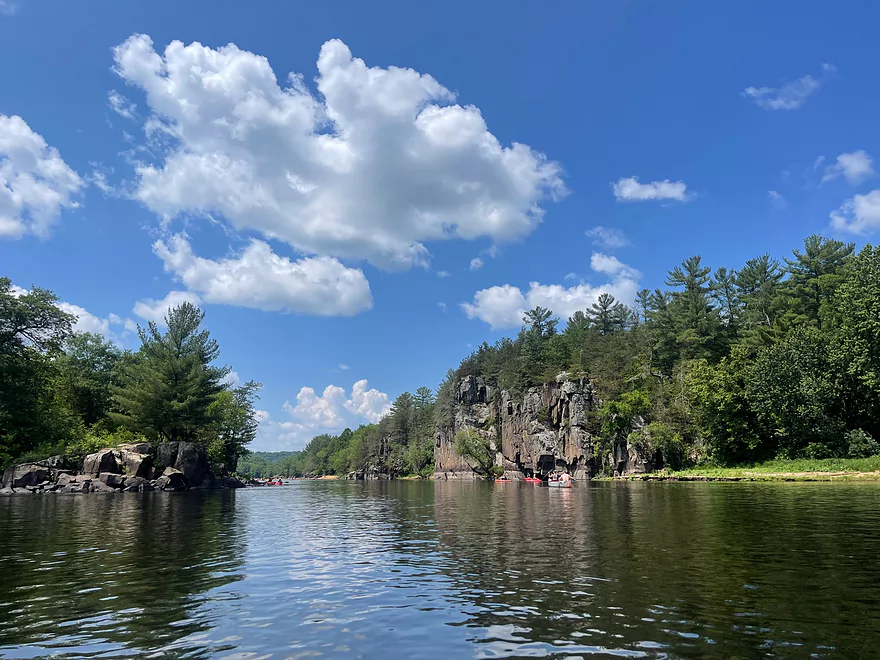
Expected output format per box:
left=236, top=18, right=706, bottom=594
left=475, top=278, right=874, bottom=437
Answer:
left=645, top=421, right=686, bottom=470
left=846, top=429, right=880, bottom=459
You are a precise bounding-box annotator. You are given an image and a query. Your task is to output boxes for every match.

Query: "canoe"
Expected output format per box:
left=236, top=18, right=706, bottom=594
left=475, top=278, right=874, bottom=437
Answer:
left=524, top=477, right=542, bottom=483
left=547, top=478, right=572, bottom=488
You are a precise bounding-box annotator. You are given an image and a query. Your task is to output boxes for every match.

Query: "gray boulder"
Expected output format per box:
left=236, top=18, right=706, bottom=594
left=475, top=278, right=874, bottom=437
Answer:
left=156, top=467, right=189, bottom=491
left=91, top=480, right=116, bottom=493
left=98, top=473, right=127, bottom=488
left=118, top=449, right=153, bottom=479
left=82, top=449, right=121, bottom=475
left=62, top=480, right=91, bottom=494
left=118, top=442, right=154, bottom=456
left=1, top=463, right=50, bottom=489
left=156, top=442, right=208, bottom=486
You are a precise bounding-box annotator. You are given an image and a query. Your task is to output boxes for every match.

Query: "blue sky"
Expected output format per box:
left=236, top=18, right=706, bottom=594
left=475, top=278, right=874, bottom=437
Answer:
left=2, top=0, right=879, bottom=450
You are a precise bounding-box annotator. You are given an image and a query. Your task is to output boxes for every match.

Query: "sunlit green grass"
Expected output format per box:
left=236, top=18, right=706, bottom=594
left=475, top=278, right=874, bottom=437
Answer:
left=631, top=456, right=880, bottom=480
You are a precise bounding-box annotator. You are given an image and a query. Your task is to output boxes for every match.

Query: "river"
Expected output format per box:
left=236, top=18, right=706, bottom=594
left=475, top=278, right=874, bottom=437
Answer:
left=1, top=481, right=878, bottom=658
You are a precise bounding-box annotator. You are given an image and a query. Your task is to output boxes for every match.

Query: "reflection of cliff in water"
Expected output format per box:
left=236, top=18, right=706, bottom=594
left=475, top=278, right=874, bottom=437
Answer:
left=0, top=492, right=244, bottom=657
left=431, top=481, right=880, bottom=658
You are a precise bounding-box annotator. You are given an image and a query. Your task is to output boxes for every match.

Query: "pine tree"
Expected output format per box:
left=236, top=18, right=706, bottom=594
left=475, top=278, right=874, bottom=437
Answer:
left=665, top=256, right=724, bottom=361
left=113, top=302, right=228, bottom=442
left=735, top=254, right=784, bottom=349
left=586, top=293, right=628, bottom=335
left=782, top=235, right=854, bottom=330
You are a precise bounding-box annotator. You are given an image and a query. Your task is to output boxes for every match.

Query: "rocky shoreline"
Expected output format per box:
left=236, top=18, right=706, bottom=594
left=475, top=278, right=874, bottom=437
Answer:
left=0, top=441, right=246, bottom=495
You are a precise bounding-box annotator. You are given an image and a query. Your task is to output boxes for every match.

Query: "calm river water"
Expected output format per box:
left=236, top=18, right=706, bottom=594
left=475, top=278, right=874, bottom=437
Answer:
left=1, top=481, right=879, bottom=659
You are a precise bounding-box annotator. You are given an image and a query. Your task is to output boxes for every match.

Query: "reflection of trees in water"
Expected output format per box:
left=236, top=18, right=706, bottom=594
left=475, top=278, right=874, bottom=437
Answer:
left=431, top=482, right=880, bottom=658
left=0, top=492, right=244, bottom=657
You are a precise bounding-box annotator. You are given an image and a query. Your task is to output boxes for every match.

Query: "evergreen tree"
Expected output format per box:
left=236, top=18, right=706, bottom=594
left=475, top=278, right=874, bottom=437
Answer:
left=113, top=302, right=228, bottom=442
left=782, top=235, right=854, bottom=330
left=735, top=254, right=784, bottom=349
left=587, top=293, right=628, bottom=335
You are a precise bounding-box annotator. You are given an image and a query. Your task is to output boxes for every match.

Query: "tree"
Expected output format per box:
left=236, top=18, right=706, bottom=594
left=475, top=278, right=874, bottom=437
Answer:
left=204, top=380, right=262, bottom=473
left=454, top=428, right=496, bottom=476
left=735, top=254, right=784, bottom=349
left=57, top=332, right=121, bottom=426
left=782, top=234, right=854, bottom=330
left=113, top=302, right=227, bottom=442
left=665, top=256, right=724, bottom=361
left=830, top=244, right=880, bottom=431
left=587, top=293, right=628, bottom=335
left=0, top=279, right=77, bottom=466
left=0, top=278, right=74, bottom=355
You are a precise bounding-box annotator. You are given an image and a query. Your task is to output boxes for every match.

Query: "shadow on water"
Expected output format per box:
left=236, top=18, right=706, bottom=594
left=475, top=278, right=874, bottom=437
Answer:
left=2, top=482, right=880, bottom=659
left=0, top=492, right=244, bottom=658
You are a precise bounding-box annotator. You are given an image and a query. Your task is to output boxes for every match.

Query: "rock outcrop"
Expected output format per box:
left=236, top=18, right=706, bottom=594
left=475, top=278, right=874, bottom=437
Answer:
left=1, top=463, right=50, bottom=489
left=435, top=373, right=639, bottom=480
left=1, top=440, right=245, bottom=495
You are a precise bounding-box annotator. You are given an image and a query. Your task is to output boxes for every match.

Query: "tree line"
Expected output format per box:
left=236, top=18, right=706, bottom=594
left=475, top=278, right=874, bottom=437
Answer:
left=446, top=235, right=880, bottom=470
left=0, top=279, right=260, bottom=472
left=238, top=387, right=438, bottom=478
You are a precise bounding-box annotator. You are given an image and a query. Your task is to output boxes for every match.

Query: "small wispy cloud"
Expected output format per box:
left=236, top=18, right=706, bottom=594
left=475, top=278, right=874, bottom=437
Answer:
left=743, top=63, right=835, bottom=111
left=438, top=302, right=447, bottom=312
left=437, top=270, right=451, bottom=278
left=768, top=190, right=787, bottom=210
left=469, top=257, right=484, bottom=271
left=338, top=363, right=350, bottom=371
left=0, top=0, right=18, bottom=16
left=586, top=226, right=630, bottom=249
left=108, top=91, right=137, bottom=119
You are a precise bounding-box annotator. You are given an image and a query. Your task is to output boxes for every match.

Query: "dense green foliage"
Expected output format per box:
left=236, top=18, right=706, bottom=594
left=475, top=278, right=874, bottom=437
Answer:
left=0, top=280, right=259, bottom=472
left=447, top=235, right=880, bottom=470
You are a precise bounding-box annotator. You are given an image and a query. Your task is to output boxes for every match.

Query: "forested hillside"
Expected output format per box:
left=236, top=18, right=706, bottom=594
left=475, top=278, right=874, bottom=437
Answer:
left=447, top=235, right=880, bottom=469
left=0, top=280, right=260, bottom=472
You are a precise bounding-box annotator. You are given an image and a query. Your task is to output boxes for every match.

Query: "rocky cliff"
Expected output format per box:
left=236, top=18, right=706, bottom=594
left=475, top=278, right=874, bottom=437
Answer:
left=434, top=374, right=653, bottom=480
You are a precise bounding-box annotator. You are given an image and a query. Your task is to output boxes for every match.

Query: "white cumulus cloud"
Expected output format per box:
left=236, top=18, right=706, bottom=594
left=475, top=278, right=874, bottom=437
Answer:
left=611, top=176, right=688, bottom=202
left=0, top=115, right=83, bottom=239
left=830, top=190, right=880, bottom=235
left=265, top=378, right=392, bottom=451
left=461, top=254, right=641, bottom=329
left=586, top=226, right=630, bottom=249
left=743, top=64, right=835, bottom=110
left=153, top=234, right=372, bottom=316
left=132, top=290, right=202, bottom=326
left=284, top=384, right=347, bottom=428
left=822, top=150, right=875, bottom=185
left=112, top=34, right=565, bottom=270
left=344, top=379, right=393, bottom=423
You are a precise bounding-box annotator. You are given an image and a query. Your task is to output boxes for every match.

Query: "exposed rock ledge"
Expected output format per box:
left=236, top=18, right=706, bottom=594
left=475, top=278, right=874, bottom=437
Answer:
left=0, top=441, right=245, bottom=495
left=434, top=374, right=653, bottom=480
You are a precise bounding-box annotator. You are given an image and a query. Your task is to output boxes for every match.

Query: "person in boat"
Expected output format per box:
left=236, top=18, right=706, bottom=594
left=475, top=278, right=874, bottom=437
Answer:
left=559, top=471, right=571, bottom=485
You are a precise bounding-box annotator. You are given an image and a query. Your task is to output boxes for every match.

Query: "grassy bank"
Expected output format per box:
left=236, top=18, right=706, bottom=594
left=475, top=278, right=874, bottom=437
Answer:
left=617, top=456, right=880, bottom=482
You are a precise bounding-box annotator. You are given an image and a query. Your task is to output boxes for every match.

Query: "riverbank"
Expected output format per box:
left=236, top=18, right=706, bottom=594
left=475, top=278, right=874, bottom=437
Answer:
left=608, top=456, right=880, bottom=482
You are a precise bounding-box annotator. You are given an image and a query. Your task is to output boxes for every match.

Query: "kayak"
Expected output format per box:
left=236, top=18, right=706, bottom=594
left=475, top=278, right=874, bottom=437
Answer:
left=494, top=477, right=513, bottom=483
left=524, top=477, right=542, bottom=483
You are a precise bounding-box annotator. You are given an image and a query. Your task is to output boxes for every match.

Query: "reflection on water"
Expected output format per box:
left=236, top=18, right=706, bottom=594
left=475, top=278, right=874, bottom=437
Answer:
left=1, top=482, right=879, bottom=658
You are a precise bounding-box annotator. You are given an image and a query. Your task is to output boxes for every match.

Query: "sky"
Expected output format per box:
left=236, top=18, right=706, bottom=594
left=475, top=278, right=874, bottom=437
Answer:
left=2, top=0, right=880, bottom=451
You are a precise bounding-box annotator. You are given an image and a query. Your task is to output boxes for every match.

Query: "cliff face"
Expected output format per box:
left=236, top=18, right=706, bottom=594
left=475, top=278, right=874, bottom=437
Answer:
left=434, top=374, right=600, bottom=480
